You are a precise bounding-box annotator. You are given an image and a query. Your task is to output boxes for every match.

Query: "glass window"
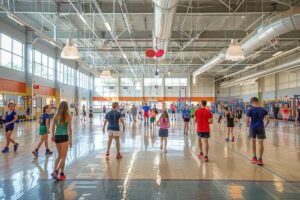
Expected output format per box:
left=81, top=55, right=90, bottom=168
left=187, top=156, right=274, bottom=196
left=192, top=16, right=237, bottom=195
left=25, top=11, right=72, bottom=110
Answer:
left=13, top=40, right=22, bottom=56
left=34, top=50, right=41, bottom=63
left=42, top=54, right=48, bottom=66
left=144, top=78, right=162, bottom=86
left=1, top=34, right=12, bottom=52
left=0, top=50, right=12, bottom=68
left=35, top=63, right=42, bottom=76
left=12, top=55, right=22, bottom=71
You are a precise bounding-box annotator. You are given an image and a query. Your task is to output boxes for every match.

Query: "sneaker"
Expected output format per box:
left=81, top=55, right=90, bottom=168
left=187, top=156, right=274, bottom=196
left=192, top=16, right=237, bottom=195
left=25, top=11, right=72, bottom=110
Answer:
left=116, top=153, right=123, bottom=160
left=251, top=157, right=258, bottom=164
left=198, top=152, right=204, bottom=159
left=231, top=136, right=235, bottom=142
left=45, top=150, right=53, bottom=155
left=257, top=159, right=264, bottom=166
left=225, top=138, right=229, bottom=142
left=51, top=171, right=59, bottom=180
left=204, top=156, right=209, bottom=162
left=106, top=151, right=110, bottom=157
left=59, top=173, right=67, bottom=180
left=14, top=143, right=19, bottom=152
left=2, top=147, right=9, bottom=153
left=32, top=149, right=38, bottom=157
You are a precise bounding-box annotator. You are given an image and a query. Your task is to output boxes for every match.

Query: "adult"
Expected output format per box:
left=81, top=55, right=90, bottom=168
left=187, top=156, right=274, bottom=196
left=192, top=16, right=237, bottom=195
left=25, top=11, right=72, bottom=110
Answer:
left=170, top=103, right=177, bottom=121
left=273, top=104, right=280, bottom=126
left=246, top=97, right=270, bottom=166
left=235, top=106, right=243, bottom=126
left=103, top=102, right=125, bottom=159
left=195, top=100, right=213, bottom=162
left=142, top=103, right=150, bottom=126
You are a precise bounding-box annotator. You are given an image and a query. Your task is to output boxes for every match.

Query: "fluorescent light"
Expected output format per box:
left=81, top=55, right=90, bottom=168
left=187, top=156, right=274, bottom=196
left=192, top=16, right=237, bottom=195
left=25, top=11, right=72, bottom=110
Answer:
left=49, top=40, right=57, bottom=47
left=104, top=22, right=112, bottom=31
left=122, top=53, right=127, bottom=59
left=7, top=13, right=24, bottom=26
left=272, top=51, right=283, bottom=57
left=79, top=15, right=87, bottom=25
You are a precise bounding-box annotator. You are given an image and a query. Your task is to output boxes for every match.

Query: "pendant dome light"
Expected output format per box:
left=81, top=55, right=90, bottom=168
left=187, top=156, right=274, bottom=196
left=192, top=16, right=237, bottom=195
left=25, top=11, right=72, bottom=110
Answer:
left=225, top=39, right=245, bottom=61
left=101, top=70, right=112, bottom=78
left=61, top=39, right=80, bottom=60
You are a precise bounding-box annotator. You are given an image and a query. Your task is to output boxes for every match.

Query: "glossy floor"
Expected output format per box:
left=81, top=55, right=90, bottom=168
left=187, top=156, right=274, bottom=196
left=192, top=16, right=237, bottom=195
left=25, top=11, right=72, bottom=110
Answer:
left=0, top=114, right=299, bottom=199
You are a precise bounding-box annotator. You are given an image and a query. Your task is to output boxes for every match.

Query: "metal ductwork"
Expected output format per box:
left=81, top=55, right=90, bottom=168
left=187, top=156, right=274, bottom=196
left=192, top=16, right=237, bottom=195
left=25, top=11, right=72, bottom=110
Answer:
left=152, top=0, right=179, bottom=58
left=220, top=56, right=300, bottom=88
left=193, top=6, right=300, bottom=78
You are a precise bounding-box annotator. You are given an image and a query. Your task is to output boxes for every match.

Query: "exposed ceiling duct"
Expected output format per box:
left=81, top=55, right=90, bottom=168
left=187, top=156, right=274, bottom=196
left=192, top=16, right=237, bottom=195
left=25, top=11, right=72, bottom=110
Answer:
left=192, top=6, right=300, bottom=78
left=220, top=56, right=300, bottom=88
left=152, top=0, right=179, bottom=59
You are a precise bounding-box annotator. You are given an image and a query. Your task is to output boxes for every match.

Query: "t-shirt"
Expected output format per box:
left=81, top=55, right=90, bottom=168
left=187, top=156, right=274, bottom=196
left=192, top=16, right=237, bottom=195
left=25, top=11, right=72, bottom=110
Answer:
left=182, top=108, right=190, bottom=118
left=131, top=107, right=137, bottom=115
left=171, top=104, right=176, bottom=111
left=142, top=105, right=150, bottom=113
left=273, top=107, right=279, bottom=115
left=246, top=107, right=268, bottom=129
left=159, top=118, right=169, bottom=129
left=226, top=113, right=235, bottom=125
left=40, top=113, right=50, bottom=126
left=236, top=110, right=242, bottom=118
left=195, top=108, right=213, bottom=132
left=190, top=107, right=196, bottom=116
left=5, top=111, right=17, bottom=129
left=105, top=110, right=122, bottom=131
left=150, top=111, right=156, bottom=118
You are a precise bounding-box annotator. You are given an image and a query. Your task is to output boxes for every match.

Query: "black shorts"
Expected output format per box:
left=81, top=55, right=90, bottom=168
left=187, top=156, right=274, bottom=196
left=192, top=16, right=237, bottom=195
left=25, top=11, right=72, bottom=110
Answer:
left=191, top=115, right=194, bottom=118
left=227, top=123, right=234, bottom=128
left=55, top=135, right=69, bottom=143
left=274, top=114, right=278, bottom=119
left=183, top=118, right=190, bottom=122
left=5, top=127, right=14, bottom=132
left=172, top=111, right=175, bottom=114
left=197, top=132, right=210, bottom=138
left=249, top=128, right=266, bottom=139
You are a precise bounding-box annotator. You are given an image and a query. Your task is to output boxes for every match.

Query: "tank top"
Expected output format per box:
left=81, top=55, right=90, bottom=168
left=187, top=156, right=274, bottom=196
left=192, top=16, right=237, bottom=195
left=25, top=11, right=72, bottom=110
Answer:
left=282, top=108, right=289, bottom=114
left=55, top=121, right=68, bottom=136
left=159, top=118, right=169, bottom=129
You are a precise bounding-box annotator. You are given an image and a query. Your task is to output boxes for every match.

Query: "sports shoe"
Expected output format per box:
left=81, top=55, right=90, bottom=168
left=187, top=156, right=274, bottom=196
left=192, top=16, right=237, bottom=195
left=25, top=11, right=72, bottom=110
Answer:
left=2, top=147, right=9, bottom=153
left=116, top=153, right=123, bottom=160
left=14, top=143, right=19, bottom=152
left=51, top=171, right=59, bottom=180
left=45, top=149, right=53, bottom=155
left=32, top=149, right=38, bottom=157
left=225, top=138, right=229, bottom=142
left=106, top=151, right=110, bottom=157
left=257, top=159, right=264, bottom=166
left=251, top=157, right=258, bottom=164
left=198, top=152, right=203, bottom=159
left=59, top=173, right=67, bottom=180
left=231, top=136, right=235, bottom=142
left=204, top=156, right=209, bottom=162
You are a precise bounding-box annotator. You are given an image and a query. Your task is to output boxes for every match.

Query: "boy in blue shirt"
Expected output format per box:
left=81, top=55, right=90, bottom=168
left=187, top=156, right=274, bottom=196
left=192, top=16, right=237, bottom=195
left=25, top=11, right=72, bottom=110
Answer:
left=246, top=97, right=270, bottom=166
left=2, top=103, right=19, bottom=153
left=182, top=105, right=190, bottom=134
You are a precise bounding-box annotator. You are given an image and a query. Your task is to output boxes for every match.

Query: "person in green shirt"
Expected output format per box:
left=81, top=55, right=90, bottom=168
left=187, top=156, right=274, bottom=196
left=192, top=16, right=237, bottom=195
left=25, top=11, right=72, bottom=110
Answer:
left=190, top=104, right=196, bottom=123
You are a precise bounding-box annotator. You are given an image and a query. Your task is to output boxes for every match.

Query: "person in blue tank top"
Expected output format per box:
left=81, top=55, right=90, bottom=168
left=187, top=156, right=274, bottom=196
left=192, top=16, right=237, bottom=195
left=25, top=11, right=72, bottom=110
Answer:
left=51, top=101, right=72, bottom=180
left=2, top=103, right=19, bottom=153
left=182, top=105, right=190, bottom=135
left=32, top=105, right=53, bottom=157
left=246, top=97, right=270, bottom=166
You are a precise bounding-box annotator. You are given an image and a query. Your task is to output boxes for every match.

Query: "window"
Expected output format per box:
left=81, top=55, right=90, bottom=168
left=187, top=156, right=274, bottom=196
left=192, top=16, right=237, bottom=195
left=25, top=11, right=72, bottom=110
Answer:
left=94, top=78, right=117, bottom=97
left=121, top=78, right=134, bottom=86
left=144, top=78, right=162, bottom=86
left=57, top=63, right=75, bottom=86
left=33, top=50, right=55, bottom=80
left=0, top=33, right=24, bottom=71
left=77, top=71, right=90, bottom=89
left=165, top=78, right=187, bottom=86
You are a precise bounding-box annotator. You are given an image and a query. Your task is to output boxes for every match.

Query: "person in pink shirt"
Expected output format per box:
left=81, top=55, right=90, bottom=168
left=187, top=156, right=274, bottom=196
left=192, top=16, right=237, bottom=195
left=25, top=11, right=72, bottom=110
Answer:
left=170, top=103, right=176, bottom=121
left=157, top=110, right=170, bottom=153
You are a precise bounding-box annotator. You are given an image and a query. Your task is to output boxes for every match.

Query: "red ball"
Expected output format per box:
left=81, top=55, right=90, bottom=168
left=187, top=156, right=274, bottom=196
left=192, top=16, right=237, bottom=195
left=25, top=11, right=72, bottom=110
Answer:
left=145, top=48, right=156, bottom=58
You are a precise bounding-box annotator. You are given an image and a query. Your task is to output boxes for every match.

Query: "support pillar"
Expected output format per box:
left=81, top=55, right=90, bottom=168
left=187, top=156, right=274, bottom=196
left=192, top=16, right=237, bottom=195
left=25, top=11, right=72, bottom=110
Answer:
left=25, top=31, right=34, bottom=119
left=54, top=56, right=61, bottom=107
left=117, top=76, right=121, bottom=101
left=75, top=67, right=80, bottom=106
left=90, top=75, right=94, bottom=106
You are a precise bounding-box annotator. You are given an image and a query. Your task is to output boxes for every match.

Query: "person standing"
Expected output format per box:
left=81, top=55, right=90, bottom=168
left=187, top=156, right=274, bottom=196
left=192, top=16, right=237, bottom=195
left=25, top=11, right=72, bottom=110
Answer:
left=281, top=104, right=290, bottom=126
left=235, top=106, right=243, bottom=126
left=103, top=102, right=125, bottom=159
left=157, top=110, right=170, bottom=153
left=81, top=104, right=86, bottom=122
left=2, top=103, right=19, bottom=153
left=189, top=104, right=196, bottom=124
left=182, top=105, right=190, bottom=134
left=225, top=107, right=236, bottom=142
left=150, top=108, right=157, bottom=129
left=51, top=101, right=72, bottom=180
left=195, top=100, right=213, bottom=162
left=272, top=104, right=280, bottom=126
left=103, top=105, right=107, bottom=114
left=246, top=97, right=270, bottom=166
left=217, top=106, right=223, bottom=124
left=295, top=104, right=300, bottom=127
left=142, top=103, right=150, bottom=126
left=170, top=103, right=177, bottom=121
left=131, top=105, right=138, bottom=122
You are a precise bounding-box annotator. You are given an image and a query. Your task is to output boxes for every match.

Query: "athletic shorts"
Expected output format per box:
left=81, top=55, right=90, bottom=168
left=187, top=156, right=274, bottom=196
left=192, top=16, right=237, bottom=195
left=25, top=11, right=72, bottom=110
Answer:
left=121, top=114, right=125, bottom=118
left=274, top=114, right=278, bottom=119
left=172, top=110, right=175, bottom=114
left=55, top=135, right=69, bottom=143
left=108, top=130, right=121, bottom=137
left=5, top=127, right=14, bottom=132
left=184, top=118, right=190, bottom=122
left=227, top=123, right=234, bottom=128
left=150, top=117, right=155, bottom=123
left=197, top=132, right=210, bottom=138
left=282, top=114, right=289, bottom=120
left=159, top=128, right=168, bottom=137
left=39, top=125, right=48, bottom=135
left=190, top=115, right=194, bottom=118
left=144, top=112, right=149, bottom=118
left=249, top=128, right=266, bottom=139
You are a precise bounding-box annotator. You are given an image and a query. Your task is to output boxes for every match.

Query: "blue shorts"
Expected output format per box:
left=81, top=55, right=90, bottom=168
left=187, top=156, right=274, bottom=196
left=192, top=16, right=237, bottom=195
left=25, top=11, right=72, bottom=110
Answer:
left=159, top=128, right=168, bottom=137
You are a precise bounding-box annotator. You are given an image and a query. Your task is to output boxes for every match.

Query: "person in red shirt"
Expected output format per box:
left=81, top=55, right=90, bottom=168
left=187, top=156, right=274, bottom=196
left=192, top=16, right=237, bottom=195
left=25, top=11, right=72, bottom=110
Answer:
left=195, top=100, right=213, bottom=162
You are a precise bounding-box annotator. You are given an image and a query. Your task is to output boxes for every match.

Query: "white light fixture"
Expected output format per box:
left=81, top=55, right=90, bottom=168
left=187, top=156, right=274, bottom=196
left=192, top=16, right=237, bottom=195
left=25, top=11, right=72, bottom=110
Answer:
left=7, top=13, right=24, bottom=26
left=168, top=70, right=171, bottom=77
left=61, top=39, right=80, bottom=60
left=101, top=70, right=112, bottom=78
left=79, top=14, right=87, bottom=25
left=225, top=39, right=245, bottom=61
left=272, top=51, right=283, bottom=57
left=122, top=53, right=127, bottom=59
left=104, top=22, right=112, bottom=31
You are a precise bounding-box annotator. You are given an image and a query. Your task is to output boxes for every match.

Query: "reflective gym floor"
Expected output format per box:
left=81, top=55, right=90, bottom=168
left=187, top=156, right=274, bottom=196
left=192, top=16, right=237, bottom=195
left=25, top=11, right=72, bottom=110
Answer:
left=0, top=114, right=299, bottom=200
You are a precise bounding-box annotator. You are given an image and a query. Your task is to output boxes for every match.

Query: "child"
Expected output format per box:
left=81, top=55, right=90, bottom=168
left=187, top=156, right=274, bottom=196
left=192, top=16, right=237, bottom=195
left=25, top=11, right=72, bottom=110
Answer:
left=225, top=108, right=236, bottom=142
left=2, top=103, right=19, bottom=153
left=51, top=101, right=72, bottom=180
left=281, top=104, right=290, bottom=126
left=150, top=108, right=156, bottom=129
left=103, top=102, right=125, bottom=159
left=157, top=111, right=170, bottom=153
left=295, top=104, right=300, bottom=127
left=182, top=105, right=190, bottom=134
left=32, top=105, right=53, bottom=157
